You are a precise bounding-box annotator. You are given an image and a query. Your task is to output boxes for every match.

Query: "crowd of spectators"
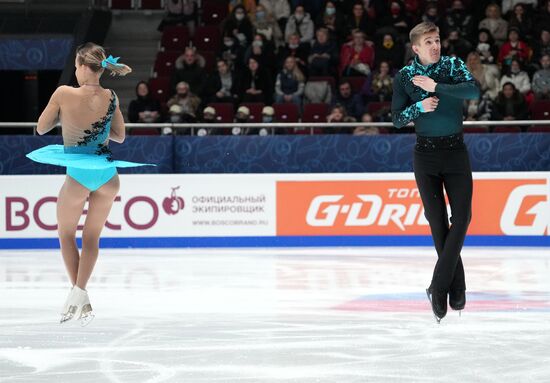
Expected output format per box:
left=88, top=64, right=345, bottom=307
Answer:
left=128, top=0, right=550, bottom=135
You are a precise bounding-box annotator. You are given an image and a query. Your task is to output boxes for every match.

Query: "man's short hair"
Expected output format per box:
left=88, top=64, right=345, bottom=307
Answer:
left=409, top=22, right=439, bottom=45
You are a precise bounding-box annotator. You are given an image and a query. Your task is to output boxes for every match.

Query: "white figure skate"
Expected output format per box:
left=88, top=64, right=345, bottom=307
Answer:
left=60, top=286, right=94, bottom=326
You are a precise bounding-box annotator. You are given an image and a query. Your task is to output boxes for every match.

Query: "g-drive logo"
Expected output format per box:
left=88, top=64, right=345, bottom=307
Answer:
left=306, top=193, right=428, bottom=231
left=500, top=184, right=549, bottom=235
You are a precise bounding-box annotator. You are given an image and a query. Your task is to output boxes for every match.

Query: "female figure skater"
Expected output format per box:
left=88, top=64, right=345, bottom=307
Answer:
left=27, top=43, right=153, bottom=325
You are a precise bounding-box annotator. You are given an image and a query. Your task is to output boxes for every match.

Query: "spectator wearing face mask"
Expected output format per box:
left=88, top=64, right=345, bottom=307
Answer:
left=251, top=4, right=284, bottom=48
left=443, top=0, right=474, bottom=40
left=285, top=5, right=315, bottom=44
left=196, top=106, right=217, bottom=136
left=219, top=34, right=246, bottom=70
left=375, top=33, right=404, bottom=70
left=422, top=3, right=441, bottom=26
left=315, top=1, right=346, bottom=44
left=222, top=5, right=254, bottom=47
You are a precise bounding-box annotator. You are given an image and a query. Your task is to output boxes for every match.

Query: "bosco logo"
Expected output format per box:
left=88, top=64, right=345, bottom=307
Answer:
left=162, top=187, right=185, bottom=215
left=500, top=184, right=549, bottom=235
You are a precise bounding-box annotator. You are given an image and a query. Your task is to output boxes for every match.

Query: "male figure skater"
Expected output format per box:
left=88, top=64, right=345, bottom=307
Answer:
left=391, top=22, right=480, bottom=322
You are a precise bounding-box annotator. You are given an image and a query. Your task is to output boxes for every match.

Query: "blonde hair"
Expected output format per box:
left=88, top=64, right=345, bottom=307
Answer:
left=284, top=56, right=305, bottom=83
left=76, top=42, right=132, bottom=76
left=409, top=22, right=439, bottom=45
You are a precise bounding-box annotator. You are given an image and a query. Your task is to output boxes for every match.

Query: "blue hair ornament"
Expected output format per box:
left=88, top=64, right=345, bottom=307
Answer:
left=101, top=55, right=123, bottom=68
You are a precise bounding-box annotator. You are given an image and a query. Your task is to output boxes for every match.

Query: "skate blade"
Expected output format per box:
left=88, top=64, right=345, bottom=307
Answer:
left=79, top=304, right=94, bottom=327
left=425, top=289, right=442, bottom=324
left=60, top=306, right=77, bottom=324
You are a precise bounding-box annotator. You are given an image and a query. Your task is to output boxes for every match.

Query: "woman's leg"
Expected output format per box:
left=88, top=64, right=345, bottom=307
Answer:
left=57, top=176, right=89, bottom=286
left=75, top=175, right=120, bottom=290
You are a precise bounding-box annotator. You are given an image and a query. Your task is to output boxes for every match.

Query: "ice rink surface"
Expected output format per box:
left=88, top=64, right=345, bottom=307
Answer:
left=1, top=246, right=549, bottom=383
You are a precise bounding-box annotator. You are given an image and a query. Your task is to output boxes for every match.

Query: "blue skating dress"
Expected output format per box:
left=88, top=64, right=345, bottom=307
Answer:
left=26, top=90, right=154, bottom=191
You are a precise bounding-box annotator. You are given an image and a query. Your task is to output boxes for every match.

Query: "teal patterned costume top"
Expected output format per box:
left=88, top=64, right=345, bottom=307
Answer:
left=27, top=90, right=154, bottom=191
left=391, top=56, right=480, bottom=136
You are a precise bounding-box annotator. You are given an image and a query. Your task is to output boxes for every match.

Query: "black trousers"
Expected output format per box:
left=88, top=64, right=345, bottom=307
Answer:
left=413, top=134, right=472, bottom=293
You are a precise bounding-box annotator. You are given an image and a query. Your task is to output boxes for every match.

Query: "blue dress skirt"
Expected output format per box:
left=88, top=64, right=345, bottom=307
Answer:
left=26, top=144, right=154, bottom=191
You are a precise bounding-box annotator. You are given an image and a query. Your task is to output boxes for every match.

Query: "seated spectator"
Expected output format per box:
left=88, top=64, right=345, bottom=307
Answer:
left=353, top=112, right=380, bottom=135
left=464, top=94, right=493, bottom=122
left=171, top=46, right=207, bottom=97
left=219, top=34, right=246, bottom=70
left=157, top=0, right=197, bottom=34
left=228, top=0, right=257, bottom=13
left=166, top=81, right=201, bottom=125
left=339, top=30, right=375, bottom=77
left=421, top=3, right=441, bottom=26
left=492, top=82, right=529, bottom=121
left=375, top=33, right=404, bottom=71
left=500, top=59, right=531, bottom=95
left=196, top=106, right=217, bottom=136
left=237, top=56, right=273, bottom=104
left=532, top=29, right=550, bottom=64
left=501, top=0, right=537, bottom=18
left=259, top=105, right=274, bottom=136
left=508, top=3, right=534, bottom=43
left=532, top=54, right=550, bottom=99
left=326, top=104, right=356, bottom=134
left=277, top=33, right=310, bottom=75
left=251, top=4, right=284, bottom=48
left=379, top=1, right=411, bottom=43
left=243, top=33, right=277, bottom=75
left=275, top=56, right=305, bottom=105
left=259, top=0, right=290, bottom=32
left=371, top=61, right=394, bottom=102
left=232, top=105, right=251, bottom=135
left=344, top=2, right=375, bottom=41
left=478, top=3, right=508, bottom=46
left=304, top=79, right=333, bottom=104
left=466, top=52, right=501, bottom=100
left=128, top=81, right=162, bottom=124
left=443, top=0, right=474, bottom=39
left=475, top=28, right=499, bottom=65
left=498, top=27, right=530, bottom=66
left=285, top=5, right=315, bottom=44
left=315, top=1, right=346, bottom=44
left=307, top=27, right=338, bottom=76
left=535, top=1, right=550, bottom=35
left=205, top=59, right=239, bottom=104
left=222, top=4, right=254, bottom=48
left=333, top=79, right=364, bottom=120
left=442, top=28, right=472, bottom=60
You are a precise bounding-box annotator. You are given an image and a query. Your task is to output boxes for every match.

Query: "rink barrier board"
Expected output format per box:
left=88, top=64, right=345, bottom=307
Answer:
left=0, top=235, right=548, bottom=249
left=2, top=134, right=550, bottom=174
left=1, top=172, right=548, bottom=248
